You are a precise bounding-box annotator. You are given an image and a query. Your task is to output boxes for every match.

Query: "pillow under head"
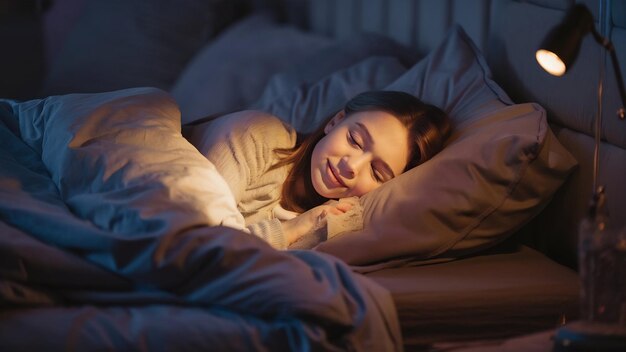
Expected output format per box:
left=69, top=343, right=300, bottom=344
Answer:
left=315, top=26, right=578, bottom=268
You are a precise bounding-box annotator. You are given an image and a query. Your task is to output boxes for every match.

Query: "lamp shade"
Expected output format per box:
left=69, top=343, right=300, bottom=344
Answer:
left=536, top=4, right=594, bottom=76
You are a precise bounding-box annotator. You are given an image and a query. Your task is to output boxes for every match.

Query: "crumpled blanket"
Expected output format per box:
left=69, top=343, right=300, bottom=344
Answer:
left=0, top=87, right=402, bottom=351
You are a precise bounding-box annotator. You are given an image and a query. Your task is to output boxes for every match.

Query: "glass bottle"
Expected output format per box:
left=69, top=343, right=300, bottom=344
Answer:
left=578, top=186, right=626, bottom=325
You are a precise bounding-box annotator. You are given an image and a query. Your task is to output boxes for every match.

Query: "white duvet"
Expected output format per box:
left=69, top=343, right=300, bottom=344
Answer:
left=12, top=87, right=246, bottom=235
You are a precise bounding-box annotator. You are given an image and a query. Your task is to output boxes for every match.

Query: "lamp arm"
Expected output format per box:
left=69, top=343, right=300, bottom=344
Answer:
left=591, top=27, right=626, bottom=119
left=608, top=48, right=626, bottom=119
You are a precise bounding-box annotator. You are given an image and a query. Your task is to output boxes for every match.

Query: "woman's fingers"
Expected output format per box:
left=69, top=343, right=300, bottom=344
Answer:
left=324, top=203, right=352, bottom=216
left=334, top=201, right=353, bottom=212
left=319, top=197, right=358, bottom=216
left=325, top=197, right=358, bottom=210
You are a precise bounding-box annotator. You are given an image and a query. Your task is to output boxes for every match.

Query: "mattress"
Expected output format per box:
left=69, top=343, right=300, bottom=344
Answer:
left=367, top=244, right=580, bottom=348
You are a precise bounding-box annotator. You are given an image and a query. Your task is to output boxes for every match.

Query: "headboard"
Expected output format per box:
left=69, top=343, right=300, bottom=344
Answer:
left=276, top=0, right=626, bottom=268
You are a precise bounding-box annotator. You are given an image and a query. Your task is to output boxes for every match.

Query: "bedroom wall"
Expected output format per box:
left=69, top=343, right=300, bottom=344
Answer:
left=40, top=0, right=84, bottom=72
left=0, top=0, right=83, bottom=100
left=289, top=0, right=492, bottom=58
left=0, top=0, right=48, bottom=100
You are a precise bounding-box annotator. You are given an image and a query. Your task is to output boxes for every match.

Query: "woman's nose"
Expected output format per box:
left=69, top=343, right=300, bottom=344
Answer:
left=341, top=153, right=370, bottom=178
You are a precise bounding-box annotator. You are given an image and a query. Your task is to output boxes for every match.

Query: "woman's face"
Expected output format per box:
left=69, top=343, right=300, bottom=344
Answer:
left=310, top=110, right=410, bottom=199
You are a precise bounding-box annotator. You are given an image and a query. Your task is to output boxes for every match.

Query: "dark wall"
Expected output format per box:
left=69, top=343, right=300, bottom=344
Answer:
left=0, top=0, right=85, bottom=100
left=0, top=0, right=48, bottom=100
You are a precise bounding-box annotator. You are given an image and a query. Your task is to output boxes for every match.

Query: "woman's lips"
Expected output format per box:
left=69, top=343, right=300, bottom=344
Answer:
left=327, top=160, right=346, bottom=188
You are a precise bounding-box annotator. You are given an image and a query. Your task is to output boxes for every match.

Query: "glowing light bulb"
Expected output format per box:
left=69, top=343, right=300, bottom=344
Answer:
left=536, top=49, right=566, bottom=76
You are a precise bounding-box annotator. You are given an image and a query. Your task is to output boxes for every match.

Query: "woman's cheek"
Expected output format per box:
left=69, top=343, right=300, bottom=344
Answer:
left=351, top=179, right=376, bottom=197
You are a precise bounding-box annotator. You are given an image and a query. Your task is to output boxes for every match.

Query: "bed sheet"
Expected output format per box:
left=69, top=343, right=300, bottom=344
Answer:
left=367, top=245, right=579, bottom=348
left=0, top=88, right=402, bottom=351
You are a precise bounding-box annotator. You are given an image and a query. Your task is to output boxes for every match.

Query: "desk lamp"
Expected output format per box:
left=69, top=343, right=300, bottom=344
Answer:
left=535, top=2, right=626, bottom=351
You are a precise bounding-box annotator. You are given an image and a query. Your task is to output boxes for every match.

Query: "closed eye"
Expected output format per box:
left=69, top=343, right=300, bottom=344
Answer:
left=371, top=166, right=384, bottom=183
left=372, top=160, right=394, bottom=183
left=347, top=131, right=363, bottom=149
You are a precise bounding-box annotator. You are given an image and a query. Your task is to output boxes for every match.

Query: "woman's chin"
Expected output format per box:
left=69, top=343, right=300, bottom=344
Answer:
left=317, top=185, right=345, bottom=199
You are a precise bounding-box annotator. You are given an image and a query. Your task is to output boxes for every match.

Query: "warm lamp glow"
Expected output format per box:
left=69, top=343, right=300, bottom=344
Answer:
left=536, top=3, right=625, bottom=119
left=536, top=49, right=566, bottom=76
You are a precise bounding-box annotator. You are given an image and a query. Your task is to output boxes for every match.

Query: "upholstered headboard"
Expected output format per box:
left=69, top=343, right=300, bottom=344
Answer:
left=278, top=0, right=625, bottom=268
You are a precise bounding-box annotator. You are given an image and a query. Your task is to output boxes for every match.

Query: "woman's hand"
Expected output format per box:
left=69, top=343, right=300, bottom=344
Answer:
left=282, top=200, right=354, bottom=246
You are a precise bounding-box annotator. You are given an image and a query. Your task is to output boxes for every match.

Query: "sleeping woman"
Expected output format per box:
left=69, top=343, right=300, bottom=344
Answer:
left=183, top=91, right=451, bottom=249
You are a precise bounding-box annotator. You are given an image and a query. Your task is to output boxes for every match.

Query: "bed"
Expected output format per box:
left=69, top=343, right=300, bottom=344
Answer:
left=1, top=0, right=625, bottom=351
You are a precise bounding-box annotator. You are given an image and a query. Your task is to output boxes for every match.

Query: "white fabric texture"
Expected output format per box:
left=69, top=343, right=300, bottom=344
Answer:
left=186, top=111, right=296, bottom=225
left=10, top=87, right=246, bottom=235
left=185, top=110, right=295, bottom=249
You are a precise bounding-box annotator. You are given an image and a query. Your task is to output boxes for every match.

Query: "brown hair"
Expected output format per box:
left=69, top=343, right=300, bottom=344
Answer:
left=272, top=90, right=451, bottom=213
